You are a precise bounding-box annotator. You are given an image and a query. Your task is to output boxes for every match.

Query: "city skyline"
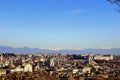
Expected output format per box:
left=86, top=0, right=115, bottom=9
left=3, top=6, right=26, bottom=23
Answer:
left=0, top=0, right=120, bottom=49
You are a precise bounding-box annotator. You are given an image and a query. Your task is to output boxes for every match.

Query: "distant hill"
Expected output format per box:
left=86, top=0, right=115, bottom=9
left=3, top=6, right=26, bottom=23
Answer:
left=0, top=46, right=120, bottom=54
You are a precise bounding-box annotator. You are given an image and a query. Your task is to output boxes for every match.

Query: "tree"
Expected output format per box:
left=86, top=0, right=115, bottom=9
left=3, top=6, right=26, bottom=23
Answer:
left=108, top=0, right=120, bottom=4
left=107, top=0, right=120, bottom=12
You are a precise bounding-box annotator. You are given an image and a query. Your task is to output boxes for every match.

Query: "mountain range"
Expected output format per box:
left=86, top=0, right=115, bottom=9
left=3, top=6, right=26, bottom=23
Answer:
left=0, top=46, right=120, bottom=54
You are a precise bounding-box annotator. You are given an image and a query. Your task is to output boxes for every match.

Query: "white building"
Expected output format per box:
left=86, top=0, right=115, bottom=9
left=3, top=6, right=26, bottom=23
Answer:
left=73, top=69, right=79, bottom=74
left=24, top=63, right=33, bottom=72
left=11, top=65, right=23, bottom=72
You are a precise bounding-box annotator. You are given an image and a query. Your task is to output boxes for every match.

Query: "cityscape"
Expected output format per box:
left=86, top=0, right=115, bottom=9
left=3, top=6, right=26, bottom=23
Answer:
left=0, top=52, right=120, bottom=80
left=0, top=0, right=120, bottom=80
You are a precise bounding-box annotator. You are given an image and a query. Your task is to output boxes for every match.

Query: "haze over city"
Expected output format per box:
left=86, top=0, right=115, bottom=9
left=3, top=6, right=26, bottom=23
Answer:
left=0, top=0, right=120, bottom=49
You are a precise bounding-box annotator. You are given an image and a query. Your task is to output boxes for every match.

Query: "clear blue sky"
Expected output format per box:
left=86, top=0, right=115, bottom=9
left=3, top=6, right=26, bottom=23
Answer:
left=0, top=0, right=120, bottom=49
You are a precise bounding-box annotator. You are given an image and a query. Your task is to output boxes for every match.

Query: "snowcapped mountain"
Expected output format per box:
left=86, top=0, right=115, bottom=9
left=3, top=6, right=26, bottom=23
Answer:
left=0, top=46, right=120, bottom=54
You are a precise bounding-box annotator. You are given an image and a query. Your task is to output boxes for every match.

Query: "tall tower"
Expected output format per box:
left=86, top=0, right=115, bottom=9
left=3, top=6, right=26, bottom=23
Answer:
left=88, top=54, right=93, bottom=65
left=50, top=58, right=55, bottom=67
left=87, top=54, right=97, bottom=66
left=0, top=53, right=3, bottom=64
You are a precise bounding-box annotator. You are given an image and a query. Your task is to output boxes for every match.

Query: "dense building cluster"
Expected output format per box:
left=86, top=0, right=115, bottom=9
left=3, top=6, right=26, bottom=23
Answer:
left=0, top=52, right=120, bottom=80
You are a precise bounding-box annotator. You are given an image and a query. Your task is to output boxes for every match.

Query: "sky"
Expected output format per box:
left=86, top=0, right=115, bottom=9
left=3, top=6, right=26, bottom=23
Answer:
left=0, top=0, right=120, bottom=49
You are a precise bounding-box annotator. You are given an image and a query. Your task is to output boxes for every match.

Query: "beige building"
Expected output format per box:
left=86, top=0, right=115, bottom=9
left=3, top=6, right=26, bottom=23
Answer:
left=0, top=69, right=6, bottom=76
left=93, top=55, right=113, bottom=61
left=82, top=66, right=91, bottom=73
